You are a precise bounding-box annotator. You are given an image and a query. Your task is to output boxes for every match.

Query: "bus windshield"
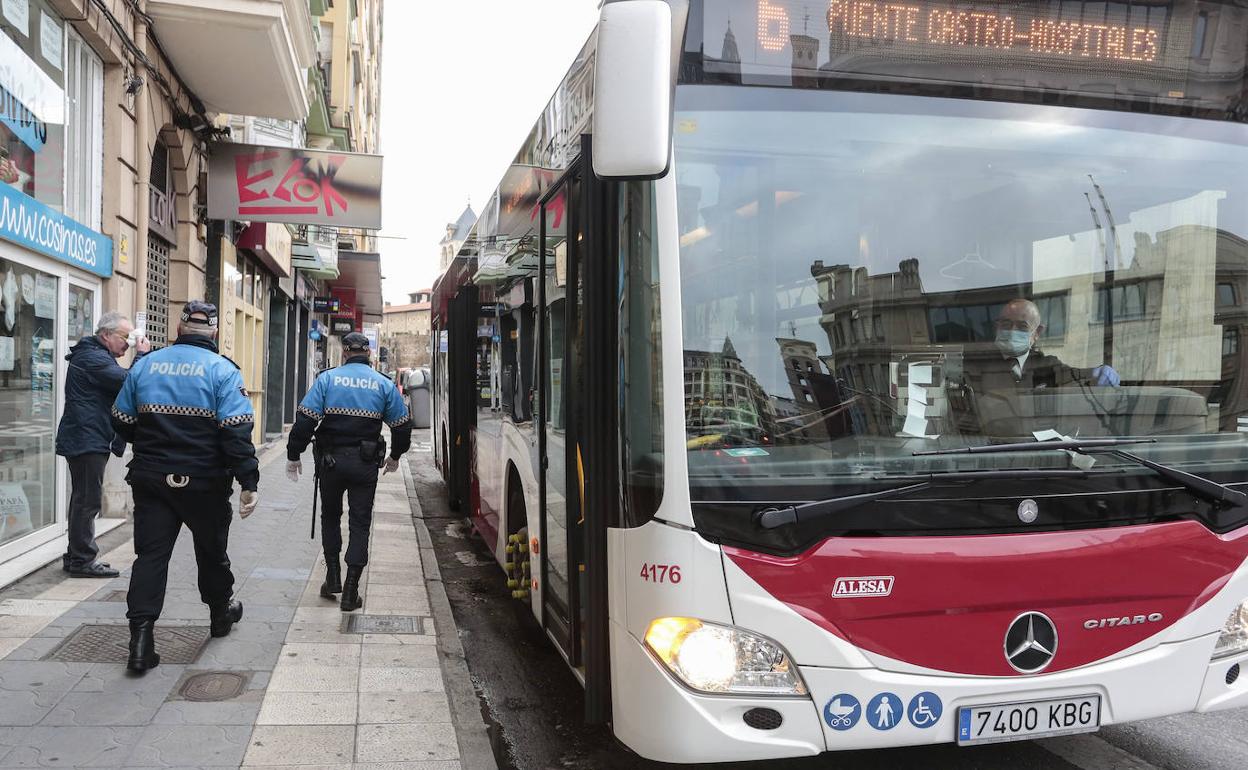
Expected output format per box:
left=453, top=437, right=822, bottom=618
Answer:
left=674, top=85, right=1248, bottom=491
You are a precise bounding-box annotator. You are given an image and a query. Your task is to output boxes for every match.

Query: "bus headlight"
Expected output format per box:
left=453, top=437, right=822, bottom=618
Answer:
left=644, top=617, right=807, bottom=696
left=1214, top=601, right=1248, bottom=659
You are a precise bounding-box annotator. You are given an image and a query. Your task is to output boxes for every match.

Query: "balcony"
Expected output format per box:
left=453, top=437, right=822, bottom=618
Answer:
left=146, top=0, right=316, bottom=120
left=291, top=224, right=340, bottom=280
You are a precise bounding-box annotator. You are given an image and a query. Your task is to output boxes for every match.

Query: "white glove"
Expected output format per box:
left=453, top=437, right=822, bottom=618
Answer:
left=383, top=457, right=399, bottom=475
left=286, top=460, right=302, bottom=483
left=239, top=490, right=258, bottom=518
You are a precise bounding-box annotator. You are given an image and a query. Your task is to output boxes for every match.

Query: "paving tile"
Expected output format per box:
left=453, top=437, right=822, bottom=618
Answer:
left=126, top=724, right=253, bottom=768
left=360, top=634, right=437, bottom=647
left=293, top=607, right=348, bottom=624
left=40, top=687, right=170, bottom=726
left=365, top=571, right=421, bottom=586
left=363, top=599, right=430, bottom=616
left=360, top=644, right=439, bottom=669
left=357, top=691, right=452, bottom=724
left=0, top=689, right=66, bottom=725
left=150, top=700, right=262, bottom=726
left=0, top=636, right=61, bottom=661
left=257, top=691, right=358, bottom=725
left=0, top=726, right=142, bottom=766
left=278, top=643, right=361, bottom=667
left=35, top=581, right=107, bottom=602
left=285, top=623, right=355, bottom=644
left=242, top=725, right=355, bottom=766
left=353, top=763, right=461, bottom=770
left=354, top=723, right=459, bottom=763
left=239, top=765, right=350, bottom=770
left=0, top=600, right=77, bottom=617
left=0, top=661, right=91, bottom=693
left=0, top=637, right=24, bottom=660
left=363, top=584, right=427, bottom=599
left=0, top=616, right=55, bottom=637
left=358, top=667, right=444, bottom=693
left=73, top=662, right=186, bottom=695
left=268, top=663, right=358, bottom=693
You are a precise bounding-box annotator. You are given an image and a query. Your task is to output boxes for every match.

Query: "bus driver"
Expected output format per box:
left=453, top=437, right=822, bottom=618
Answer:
left=986, top=298, right=1119, bottom=390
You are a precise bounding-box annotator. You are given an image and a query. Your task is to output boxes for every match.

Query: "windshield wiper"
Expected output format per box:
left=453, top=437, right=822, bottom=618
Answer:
left=914, top=438, right=1247, bottom=510
left=754, top=470, right=1092, bottom=530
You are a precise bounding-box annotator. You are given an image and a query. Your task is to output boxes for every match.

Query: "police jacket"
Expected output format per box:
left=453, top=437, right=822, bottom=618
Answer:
left=56, top=336, right=140, bottom=458
left=110, top=335, right=259, bottom=491
left=287, top=355, right=412, bottom=461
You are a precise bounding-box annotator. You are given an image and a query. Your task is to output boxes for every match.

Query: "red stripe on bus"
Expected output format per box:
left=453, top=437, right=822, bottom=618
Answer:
left=725, top=520, right=1248, bottom=676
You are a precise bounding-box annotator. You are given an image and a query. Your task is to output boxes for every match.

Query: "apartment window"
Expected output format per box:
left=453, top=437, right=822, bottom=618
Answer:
left=1224, top=328, right=1239, bottom=358
left=0, top=0, right=67, bottom=212
left=65, top=31, right=102, bottom=229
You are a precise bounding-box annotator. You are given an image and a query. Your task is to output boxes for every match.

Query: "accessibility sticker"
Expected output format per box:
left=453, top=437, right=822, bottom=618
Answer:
left=866, top=692, right=904, bottom=730
left=908, top=691, right=943, bottom=728
left=823, top=694, right=862, bottom=731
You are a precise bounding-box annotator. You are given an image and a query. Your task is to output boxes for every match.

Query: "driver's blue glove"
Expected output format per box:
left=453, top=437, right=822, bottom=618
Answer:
left=1090, top=365, right=1120, bottom=387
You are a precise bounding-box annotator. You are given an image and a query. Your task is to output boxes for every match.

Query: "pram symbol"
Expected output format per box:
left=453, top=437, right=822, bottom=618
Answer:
left=823, top=694, right=862, bottom=731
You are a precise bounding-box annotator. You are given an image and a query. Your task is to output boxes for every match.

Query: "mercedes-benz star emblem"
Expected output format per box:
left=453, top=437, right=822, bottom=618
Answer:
left=1017, top=499, right=1039, bottom=524
left=1004, top=612, right=1058, bottom=673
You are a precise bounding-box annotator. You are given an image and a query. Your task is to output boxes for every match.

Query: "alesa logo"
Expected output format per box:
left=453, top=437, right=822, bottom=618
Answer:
left=832, top=576, right=894, bottom=598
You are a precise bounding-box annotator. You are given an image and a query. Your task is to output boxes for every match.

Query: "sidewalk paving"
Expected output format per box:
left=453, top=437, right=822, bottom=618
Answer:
left=0, top=440, right=491, bottom=770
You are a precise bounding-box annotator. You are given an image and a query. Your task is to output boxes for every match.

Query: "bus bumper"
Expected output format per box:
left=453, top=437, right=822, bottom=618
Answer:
left=611, top=618, right=1248, bottom=760
left=801, top=634, right=1248, bottom=751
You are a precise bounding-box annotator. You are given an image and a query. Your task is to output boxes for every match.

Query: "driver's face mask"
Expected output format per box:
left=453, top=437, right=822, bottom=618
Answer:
left=995, top=329, right=1032, bottom=357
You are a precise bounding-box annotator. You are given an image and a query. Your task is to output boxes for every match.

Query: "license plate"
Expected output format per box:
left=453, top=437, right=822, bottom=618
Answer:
left=957, top=695, right=1101, bottom=746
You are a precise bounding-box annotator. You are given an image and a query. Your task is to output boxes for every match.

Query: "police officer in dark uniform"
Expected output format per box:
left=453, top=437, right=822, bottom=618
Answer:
left=112, top=302, right=259, bottom=673
left=286, top=332, right=412, bottom=611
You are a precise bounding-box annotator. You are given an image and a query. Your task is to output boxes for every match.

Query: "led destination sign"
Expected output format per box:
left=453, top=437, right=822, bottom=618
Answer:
left=756, top=0, right=1164, bottom=63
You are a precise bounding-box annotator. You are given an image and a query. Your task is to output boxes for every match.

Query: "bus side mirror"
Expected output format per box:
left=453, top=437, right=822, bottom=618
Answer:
left=591, top=0, right=673, bottom=179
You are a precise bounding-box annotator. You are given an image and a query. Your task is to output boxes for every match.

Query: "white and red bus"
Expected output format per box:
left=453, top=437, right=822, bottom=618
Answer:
left=431, top=0, right=1248, bottom=762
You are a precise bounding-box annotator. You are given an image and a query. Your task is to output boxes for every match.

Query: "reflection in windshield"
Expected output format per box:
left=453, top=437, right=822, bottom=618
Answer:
left=675, top=87, right=1248, bottom=474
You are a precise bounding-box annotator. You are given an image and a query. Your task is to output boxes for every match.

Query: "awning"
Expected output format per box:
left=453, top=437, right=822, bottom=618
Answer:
left=334, top=251, right=383, bottom=324
left=146, top=0, right=315, bottom=121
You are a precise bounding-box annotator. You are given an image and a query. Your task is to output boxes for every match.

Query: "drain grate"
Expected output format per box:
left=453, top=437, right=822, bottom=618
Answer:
left=42, top=624, right=211, bottom=664
left=344, top=615, right=428, bottom=634
left=178, top=671, right=248, bottom=702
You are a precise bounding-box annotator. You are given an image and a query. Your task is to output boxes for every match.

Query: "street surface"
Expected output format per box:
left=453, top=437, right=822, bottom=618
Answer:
left=0, top=440, right=491, bottom=769
left=408, top=452, right=1248, bottom=770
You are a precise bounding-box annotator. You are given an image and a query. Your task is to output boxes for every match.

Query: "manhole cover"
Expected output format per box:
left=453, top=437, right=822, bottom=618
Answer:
left=345, top=615, right=427, bottom=634
left=178, top=671, right=247, bottom=701
left=42, top=624, right=211, bottom=664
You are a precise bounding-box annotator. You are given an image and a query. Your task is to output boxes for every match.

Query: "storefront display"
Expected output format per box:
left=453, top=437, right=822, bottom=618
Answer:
left=0, top=255, right=56, bottom=549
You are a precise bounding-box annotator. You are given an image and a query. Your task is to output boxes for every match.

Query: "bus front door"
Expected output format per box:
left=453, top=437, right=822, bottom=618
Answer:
left=539, top=169, right=586, bottom=666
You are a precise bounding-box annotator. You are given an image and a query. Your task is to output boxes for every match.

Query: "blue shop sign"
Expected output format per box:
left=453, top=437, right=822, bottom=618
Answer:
left=0, top=183, right=112, bottom=277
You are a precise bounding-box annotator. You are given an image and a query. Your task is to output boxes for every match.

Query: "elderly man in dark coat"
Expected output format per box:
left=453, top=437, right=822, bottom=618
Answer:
left=54, top=311, right=150, bottom=577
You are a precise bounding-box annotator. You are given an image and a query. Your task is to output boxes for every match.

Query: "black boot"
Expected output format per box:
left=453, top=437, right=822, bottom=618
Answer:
left=340, top=565, right=364, bottom=612
left=320, top=555, right=342, bottom=599
left=127, top=620, right=160, bottom=673
left=209, top=599, right=244, bottom=638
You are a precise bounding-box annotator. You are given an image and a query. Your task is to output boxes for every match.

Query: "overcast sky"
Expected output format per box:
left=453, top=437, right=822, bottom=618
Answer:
left=376, top=0, right=601, bottom=304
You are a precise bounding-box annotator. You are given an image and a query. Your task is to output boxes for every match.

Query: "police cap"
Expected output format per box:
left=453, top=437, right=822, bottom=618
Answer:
left=181, top=300, right=218, bottom=328
left=342, top=332, right=370, bottom=351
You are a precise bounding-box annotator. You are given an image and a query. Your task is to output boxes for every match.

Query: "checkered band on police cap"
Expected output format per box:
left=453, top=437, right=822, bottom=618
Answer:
left=181, top=301, right=218, bottom=327
left=342, top=332, right=369, bottom=351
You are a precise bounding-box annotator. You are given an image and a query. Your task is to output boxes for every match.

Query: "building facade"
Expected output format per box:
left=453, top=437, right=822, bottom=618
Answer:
left=0, top=0, right=386, bottom=580
left=381, top=290, right=432, bottom=372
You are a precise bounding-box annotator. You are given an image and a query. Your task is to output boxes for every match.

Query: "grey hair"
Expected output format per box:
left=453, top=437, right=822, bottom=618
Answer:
left=96, top=311, right=130, bottom=335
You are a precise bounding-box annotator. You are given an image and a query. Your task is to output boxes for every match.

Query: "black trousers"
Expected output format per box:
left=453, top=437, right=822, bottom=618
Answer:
left=319, top=451, right=379, bottom=567
left=64, top=453, right=109, bottom=569
left=126, top=474, right=235, bottom=622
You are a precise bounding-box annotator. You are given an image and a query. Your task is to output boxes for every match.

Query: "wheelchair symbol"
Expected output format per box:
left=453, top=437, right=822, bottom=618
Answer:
left=907, top=691, right=942, bottom=728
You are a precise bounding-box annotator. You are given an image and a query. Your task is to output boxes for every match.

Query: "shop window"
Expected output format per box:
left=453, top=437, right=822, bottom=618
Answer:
left=0, top=0, right=67, bottom=213
left=0, top=258, right=58, bottom=549
left=65, top=30, right=102, bottom=229
left=67, top=284, right=93, bottom=342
